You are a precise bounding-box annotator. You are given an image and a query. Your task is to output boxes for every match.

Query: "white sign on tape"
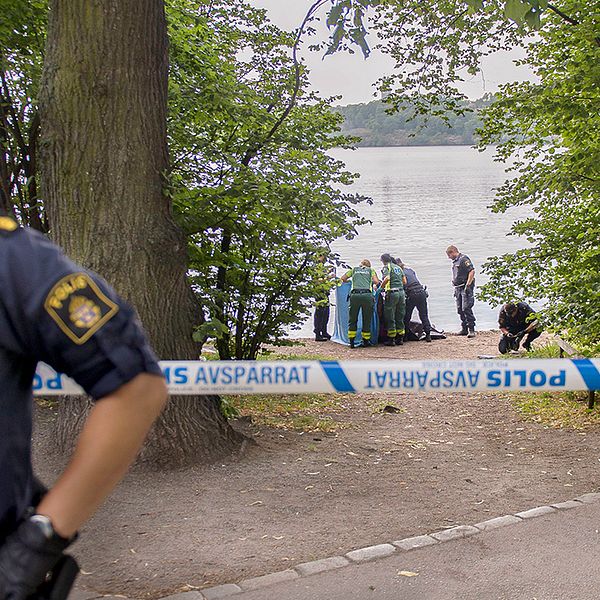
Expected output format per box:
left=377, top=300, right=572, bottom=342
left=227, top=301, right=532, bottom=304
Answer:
left=33, top=359, right=600, bottom=395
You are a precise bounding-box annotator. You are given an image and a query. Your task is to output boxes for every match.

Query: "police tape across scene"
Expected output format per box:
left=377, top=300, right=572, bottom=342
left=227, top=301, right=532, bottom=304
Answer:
left=34, top=359, right=600, bottom=395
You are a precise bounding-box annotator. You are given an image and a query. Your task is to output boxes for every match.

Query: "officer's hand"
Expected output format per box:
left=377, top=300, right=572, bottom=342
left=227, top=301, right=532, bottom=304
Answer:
left=0, top=517, right=72, bottom=600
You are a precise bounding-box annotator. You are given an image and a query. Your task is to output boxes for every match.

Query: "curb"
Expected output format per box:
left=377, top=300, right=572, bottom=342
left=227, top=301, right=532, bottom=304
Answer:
left=73, top=491, right=600, bottom=600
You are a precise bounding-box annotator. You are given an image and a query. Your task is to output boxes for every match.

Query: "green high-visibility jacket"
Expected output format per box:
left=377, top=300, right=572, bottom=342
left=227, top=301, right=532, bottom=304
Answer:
left=344, top=266, right=376, bottom=291
left=382, top=263, right=404, bottom=291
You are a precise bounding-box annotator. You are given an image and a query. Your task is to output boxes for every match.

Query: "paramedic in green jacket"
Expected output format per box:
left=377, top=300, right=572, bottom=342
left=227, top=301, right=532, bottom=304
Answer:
left=380, top=253, right=407, bottom=346
left=340, top=259, right=380, bottom=348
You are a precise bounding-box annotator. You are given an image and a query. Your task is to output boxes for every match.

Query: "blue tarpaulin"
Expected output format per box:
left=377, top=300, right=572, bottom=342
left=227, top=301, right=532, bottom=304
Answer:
left=331, top=282, right=382, bottom=346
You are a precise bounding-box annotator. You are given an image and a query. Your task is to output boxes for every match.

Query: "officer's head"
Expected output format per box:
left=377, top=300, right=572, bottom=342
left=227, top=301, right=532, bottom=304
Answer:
left=446, top=245, right=459, bottom=259
left=380, top=253, right=393, bottom=265
left=504, top=302, right=518, bottom=317
left=360, top=259, right=371, bottom=268
left=395, top=257, right=404, bottom=267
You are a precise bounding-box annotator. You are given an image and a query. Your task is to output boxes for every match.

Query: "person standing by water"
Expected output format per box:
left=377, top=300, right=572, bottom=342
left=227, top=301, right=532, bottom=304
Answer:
left=380, top=253, right=406, bottom=346
left=446, top=245, right=476, bottom=338
left=396, top=258, right=432, bottom=343
left=313, top=254, right=334, bottom=341
left=340, top=259, right=380, bottom=348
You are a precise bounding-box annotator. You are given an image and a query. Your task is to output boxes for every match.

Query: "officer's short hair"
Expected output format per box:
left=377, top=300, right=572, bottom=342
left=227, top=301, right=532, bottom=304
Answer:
left=505, top=302, right=517, bottom=314
left=360, top=258, right=371, bottom=267
left=380, top=253, right=393, bottom=264
left=446, top=245, right=459, bottom=254
left=394, top=257, right=404, bottom=266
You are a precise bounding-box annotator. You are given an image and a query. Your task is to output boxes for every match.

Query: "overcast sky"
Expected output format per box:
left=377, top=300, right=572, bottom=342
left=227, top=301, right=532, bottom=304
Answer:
left=253, top=0, right=534, bottom=105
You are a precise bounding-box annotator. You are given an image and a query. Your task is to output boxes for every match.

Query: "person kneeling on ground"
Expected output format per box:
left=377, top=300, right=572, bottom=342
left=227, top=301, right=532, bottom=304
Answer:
left=498, top=301, right=542, bottom=353
left=340, top=259, right=380, bottom=348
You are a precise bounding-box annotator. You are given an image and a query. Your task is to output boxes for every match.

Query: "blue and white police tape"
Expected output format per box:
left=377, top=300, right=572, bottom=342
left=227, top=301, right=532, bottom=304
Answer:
left=33, top=358, right=600, bottom=395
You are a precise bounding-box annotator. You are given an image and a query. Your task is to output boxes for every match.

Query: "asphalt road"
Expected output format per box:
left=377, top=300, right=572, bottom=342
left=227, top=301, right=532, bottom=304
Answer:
left=232, top=502, right=600, bottom=600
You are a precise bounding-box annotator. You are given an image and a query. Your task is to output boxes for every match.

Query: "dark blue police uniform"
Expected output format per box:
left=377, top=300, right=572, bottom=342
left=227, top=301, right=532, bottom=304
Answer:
left=451, top=253, right=476, bottom=332
left=498, top=302, right=541, bottom=353
left=402, top=266, right=432, bottom=338
left=0, top=218, right=163, bottom=542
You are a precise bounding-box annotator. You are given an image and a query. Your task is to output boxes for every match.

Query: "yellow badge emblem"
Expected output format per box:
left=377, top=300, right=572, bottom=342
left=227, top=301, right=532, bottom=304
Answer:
left=0, top=217, right=17, bottom=232
left=69, top=296, right=102, bottom=328
left=44, top=272, right=119, bottom=344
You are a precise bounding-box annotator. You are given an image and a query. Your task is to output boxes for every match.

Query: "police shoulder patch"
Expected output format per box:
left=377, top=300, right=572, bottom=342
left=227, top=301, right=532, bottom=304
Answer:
left=44, top=272, right=119, bottom=345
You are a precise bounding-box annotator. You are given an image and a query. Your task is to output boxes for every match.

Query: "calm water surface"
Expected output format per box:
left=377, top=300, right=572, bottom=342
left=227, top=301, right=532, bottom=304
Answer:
left=294, top=145, right=528, bottom=337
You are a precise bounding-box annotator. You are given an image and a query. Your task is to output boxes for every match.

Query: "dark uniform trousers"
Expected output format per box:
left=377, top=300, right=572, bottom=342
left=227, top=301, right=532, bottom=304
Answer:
left=454, top=284, right=476, bottom=330
left=403, top=288, right=431, bottom=335
left=313, top=304, right=330, bottom=338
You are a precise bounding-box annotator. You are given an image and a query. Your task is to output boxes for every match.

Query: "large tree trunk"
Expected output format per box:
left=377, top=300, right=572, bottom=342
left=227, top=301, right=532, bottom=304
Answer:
left=38, top=0, right=244, bottom=466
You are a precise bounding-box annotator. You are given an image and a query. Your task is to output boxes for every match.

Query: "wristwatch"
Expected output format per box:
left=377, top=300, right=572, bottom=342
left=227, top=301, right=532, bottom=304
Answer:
left=29, top=514, right=65, bottom=541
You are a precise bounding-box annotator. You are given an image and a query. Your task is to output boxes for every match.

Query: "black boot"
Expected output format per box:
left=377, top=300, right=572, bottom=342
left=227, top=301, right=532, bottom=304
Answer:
left=383, top=336, right=395, bottom=346
left=424, top=332, right=432, bottom=342
left=349, top=338, right=355, bottom=349
left=395, top=335, right=403, bottom=346
left=458, top=327, right=468, bottom=336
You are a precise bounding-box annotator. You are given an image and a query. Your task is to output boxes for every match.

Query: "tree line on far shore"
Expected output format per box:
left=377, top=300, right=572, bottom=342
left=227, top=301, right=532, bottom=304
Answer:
left=335, top=96, right=491, bottom=147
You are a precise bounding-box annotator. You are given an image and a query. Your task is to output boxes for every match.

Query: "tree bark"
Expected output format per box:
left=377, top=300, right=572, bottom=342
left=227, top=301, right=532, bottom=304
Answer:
left=39, top=0, right=244, bottom=466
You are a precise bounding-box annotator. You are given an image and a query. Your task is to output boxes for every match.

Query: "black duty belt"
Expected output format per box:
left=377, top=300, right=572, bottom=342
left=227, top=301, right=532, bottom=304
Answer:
left=351, top=289, right=371, bottom=294
left=387, top=288, right=402, bottom=292
left=406, top=284, right=424, bottom=293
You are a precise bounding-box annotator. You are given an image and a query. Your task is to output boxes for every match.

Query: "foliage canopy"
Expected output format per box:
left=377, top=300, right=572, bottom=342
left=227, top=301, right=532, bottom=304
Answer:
left=167, top=0, right=367, bottom=359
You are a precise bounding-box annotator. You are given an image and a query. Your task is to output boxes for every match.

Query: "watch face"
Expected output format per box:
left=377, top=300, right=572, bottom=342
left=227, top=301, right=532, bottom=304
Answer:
left=30, top=514, right=55, bottom=539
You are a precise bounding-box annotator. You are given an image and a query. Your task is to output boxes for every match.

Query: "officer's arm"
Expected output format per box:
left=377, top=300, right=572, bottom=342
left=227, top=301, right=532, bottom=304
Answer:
left=466, top=268, right=475, bottom=286
left=36, top=373, right=166, bottom=538
left=372, top=271, right=380, bottom=286
left=340, top=270, right=351, bottom=283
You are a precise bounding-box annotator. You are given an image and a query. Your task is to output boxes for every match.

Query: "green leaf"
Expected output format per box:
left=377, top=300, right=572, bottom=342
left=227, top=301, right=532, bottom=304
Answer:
left=504, top=0, right=532, bottom=24
left=326, top=4, right=344, bottom=28
left=465, top=0, right=484, bottom=10
left=524, top=8, right=541, bottom=29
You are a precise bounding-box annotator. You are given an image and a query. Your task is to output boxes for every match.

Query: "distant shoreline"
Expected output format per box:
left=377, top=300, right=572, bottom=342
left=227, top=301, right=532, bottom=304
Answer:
left=344, top=142, right=476, bottom=148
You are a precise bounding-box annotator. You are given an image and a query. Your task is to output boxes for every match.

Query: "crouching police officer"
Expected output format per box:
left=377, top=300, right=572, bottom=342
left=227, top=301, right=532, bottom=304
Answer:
left=498, top=301, right=542, bottom=353
left=0, top=217, right=168, bottom=599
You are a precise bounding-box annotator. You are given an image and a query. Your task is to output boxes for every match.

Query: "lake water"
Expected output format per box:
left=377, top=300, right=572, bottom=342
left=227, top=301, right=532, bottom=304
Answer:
left=294, top=145, right=529, bottom=338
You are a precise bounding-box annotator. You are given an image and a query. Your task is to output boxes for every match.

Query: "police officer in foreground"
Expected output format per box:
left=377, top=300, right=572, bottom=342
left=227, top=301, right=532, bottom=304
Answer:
left=0, top=216, right=168, bottom=599
left=395, top=258, right=432, bottom=343
left=446, top=245, right=476, bottom=338
left=498, top=301, right=542, bottom=353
